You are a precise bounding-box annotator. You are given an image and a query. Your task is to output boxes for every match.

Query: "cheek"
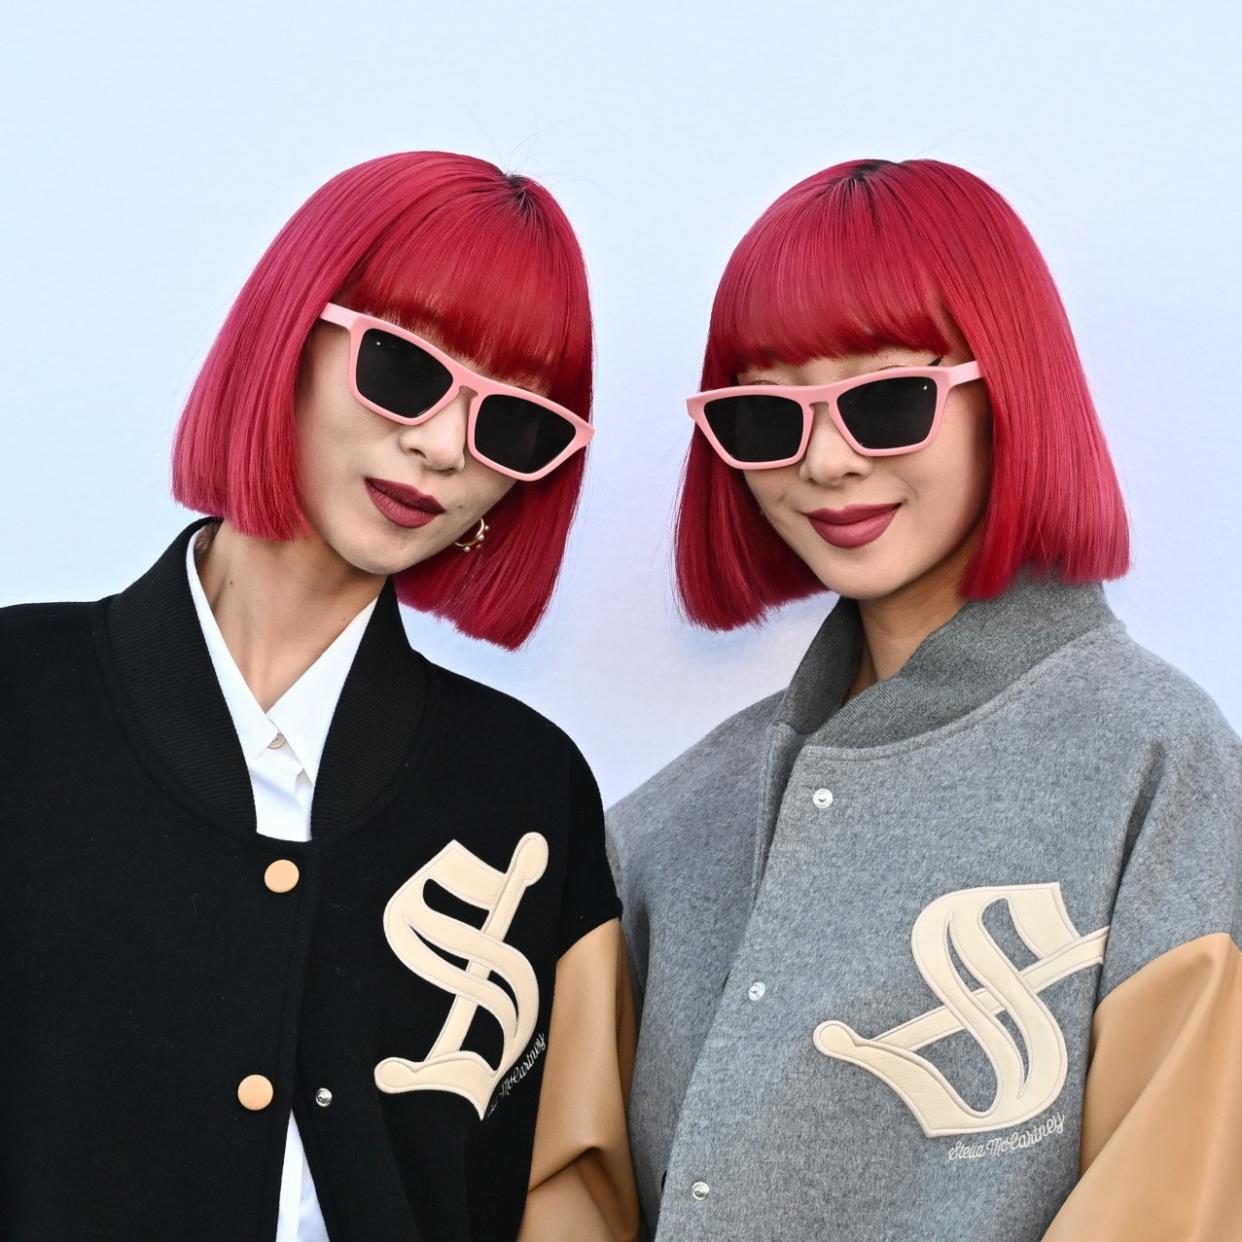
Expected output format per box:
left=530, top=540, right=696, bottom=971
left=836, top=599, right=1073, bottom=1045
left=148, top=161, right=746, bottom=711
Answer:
left=462, top=458, right=519, bottom=510
left=951, top=392, right=993, bottom=491
left=294, top=406, right=385, bottom=530
left=912, top=400, right=992, bottom=519
left=299, top=392, right=379, bottom=466
left=297, top=333, right=362, bottom=445
left=743, top=466, right=795, bottom=522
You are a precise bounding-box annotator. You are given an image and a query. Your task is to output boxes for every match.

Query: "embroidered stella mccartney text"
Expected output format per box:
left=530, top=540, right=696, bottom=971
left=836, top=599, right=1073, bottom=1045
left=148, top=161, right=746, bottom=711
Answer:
left=375, top=833, right=548, bottom=1119
left=946, top=1111, right=1066, bottom=1160
left=814, top=883, right=1108, bottom=1137
left=484, top=1031, right=547, bottom=1120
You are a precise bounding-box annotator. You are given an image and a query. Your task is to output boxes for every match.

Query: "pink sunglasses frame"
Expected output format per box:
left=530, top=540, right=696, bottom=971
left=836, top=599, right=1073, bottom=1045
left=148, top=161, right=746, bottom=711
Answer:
left=686, top=360, right=984, bottom=469
left=319, top=302, right=595, bottom=482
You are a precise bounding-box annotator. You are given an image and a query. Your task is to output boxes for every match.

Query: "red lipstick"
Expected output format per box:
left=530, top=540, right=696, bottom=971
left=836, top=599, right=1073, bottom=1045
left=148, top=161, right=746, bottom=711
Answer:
left=365, top=477, right=445, bottom=529
left=807, top=502, right=900, bottom=549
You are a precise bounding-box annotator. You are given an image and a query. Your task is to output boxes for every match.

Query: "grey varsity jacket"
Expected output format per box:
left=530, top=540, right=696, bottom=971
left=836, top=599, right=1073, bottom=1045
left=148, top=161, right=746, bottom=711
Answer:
left=605, top=566, right=1242, bottom=1241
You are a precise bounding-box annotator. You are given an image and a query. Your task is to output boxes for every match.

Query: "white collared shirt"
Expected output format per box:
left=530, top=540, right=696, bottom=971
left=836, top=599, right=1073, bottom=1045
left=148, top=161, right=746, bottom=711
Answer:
left=185, top=526, right=378, bottom=1242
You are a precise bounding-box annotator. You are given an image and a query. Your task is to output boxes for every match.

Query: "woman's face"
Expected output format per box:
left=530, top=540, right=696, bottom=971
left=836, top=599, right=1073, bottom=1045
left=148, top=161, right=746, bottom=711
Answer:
left=293, top=320, right=520, bottom=577
left=739, top=336, right=992, bottom=602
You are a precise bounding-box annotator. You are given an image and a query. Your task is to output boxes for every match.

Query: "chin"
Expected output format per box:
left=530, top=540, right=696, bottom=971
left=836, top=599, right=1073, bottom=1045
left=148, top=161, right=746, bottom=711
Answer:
left=802, top=549, right=910, bottom=603
left=321, top=519, right=425, bottom=578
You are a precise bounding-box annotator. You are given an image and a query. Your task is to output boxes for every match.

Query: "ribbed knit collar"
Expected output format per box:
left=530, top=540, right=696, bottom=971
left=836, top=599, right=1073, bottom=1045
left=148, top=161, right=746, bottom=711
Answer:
left=95, top=515, right=430, bottom=843
left=778, top=564, right=1124, bottom=750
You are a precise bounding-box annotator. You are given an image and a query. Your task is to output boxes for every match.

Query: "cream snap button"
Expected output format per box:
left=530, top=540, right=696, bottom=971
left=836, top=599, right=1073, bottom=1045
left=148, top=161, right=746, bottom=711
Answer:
left=237, top=1074, right=274, bottom=1111
left=264, top=859, right=300, bottom=893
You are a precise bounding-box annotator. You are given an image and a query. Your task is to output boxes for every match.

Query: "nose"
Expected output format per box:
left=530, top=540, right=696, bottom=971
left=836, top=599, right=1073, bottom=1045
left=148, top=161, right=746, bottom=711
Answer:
left=799, top=401, right=871, bottom=484
left=397, top=387, right=471, bottom=472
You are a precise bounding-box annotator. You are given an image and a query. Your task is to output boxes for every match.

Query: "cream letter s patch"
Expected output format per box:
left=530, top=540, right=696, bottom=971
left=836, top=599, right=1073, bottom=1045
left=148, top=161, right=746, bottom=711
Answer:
left=814, top=883, right=1108, bottom=1137
left=375, top=832, right=548, bottom=1119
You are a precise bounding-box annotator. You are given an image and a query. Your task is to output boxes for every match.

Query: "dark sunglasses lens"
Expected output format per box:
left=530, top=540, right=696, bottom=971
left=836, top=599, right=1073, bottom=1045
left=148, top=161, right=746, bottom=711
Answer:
left=702, top=394, right=804, bottom=464
left=355, top=329, right=454, bottom=417
left=837, top=376, right=937, bottom=449
left=474, top=395, right=577, bottom=475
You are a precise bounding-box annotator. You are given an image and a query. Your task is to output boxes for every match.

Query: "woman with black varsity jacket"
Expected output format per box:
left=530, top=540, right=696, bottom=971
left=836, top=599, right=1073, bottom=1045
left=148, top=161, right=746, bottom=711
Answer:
left=0, top=151, right=639, bottom=1242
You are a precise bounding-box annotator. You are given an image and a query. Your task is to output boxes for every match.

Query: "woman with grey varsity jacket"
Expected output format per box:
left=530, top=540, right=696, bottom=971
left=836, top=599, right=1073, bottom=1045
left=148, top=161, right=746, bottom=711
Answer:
left=605, top=158, right=1242, bottom=1241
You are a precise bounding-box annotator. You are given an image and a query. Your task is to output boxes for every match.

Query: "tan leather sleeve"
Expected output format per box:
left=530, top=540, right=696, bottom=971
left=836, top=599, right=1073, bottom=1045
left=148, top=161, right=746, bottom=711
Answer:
left=1042, top=931, right=1242, bottom=1241
left=517, top=917, right=641, bottom=1242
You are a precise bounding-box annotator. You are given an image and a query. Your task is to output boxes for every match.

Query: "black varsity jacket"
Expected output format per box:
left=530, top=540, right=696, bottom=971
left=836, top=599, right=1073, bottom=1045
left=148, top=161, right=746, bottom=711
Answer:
left=0, top=516, right=629, bottom=1241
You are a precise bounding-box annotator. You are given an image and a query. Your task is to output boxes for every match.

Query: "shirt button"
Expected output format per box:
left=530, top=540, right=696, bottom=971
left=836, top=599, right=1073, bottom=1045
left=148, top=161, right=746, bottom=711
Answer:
left=748, top=980, right=767, bottom=1001
left=314, top=1087, right=333, bottom=1108
left=691, top=1180, right=711, bottom=1201
left=237, top=1074, right=274, bottom=1111
left=812, top=787, right=834, bottom=808
left=264, top=859, right=300, bottom=893
left=267, top=731, right=286, bottom=749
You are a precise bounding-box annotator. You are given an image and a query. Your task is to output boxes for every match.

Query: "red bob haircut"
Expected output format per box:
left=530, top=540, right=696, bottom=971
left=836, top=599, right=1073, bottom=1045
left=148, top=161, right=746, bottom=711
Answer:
left=172, top=150, right=593, bottom=649
left=676, top=157, right=1131, bottom=629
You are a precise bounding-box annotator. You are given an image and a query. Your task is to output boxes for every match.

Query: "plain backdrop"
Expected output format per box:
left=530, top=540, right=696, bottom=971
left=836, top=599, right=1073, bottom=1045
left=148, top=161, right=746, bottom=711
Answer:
left=2, top=0, right=1238, bottom=806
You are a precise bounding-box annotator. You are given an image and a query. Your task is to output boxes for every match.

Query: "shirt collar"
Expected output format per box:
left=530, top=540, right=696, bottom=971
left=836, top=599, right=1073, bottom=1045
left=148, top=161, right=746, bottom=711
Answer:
left=266, top=603, right=376, bottom=784
left=184, top=526, right=377, bottom=782
left=777, top=563, right=1125, bottom=750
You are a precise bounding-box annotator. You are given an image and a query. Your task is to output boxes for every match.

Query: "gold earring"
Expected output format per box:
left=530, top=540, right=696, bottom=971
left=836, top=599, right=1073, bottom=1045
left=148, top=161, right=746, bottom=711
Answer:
left=454, top=517, right=490, bottom=552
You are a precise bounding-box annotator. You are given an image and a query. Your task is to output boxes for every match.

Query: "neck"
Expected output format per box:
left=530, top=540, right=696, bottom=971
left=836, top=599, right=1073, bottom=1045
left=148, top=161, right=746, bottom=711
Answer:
left=193, top=519, right=385, bottom=711
left=845, top=523, right=981, bottom=702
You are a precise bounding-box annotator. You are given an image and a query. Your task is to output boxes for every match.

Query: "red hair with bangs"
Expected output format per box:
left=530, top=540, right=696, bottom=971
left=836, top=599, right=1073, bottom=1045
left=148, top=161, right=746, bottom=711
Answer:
left=677, top=157, right=1130, bottom=629
left=172, top=150, right=593, bottom=649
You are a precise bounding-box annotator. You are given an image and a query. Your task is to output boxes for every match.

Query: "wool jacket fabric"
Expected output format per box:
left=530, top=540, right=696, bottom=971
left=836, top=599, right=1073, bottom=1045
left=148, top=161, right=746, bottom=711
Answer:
left=605, top=566, right=1242, bottom=1242
left=0, top=515, right=639, bottom=1242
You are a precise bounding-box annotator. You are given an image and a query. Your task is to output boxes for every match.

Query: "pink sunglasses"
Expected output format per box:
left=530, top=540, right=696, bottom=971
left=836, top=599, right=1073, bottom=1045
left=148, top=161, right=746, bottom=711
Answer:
left=319, top=302, right=594, bottom=482
left=687, top=359, right=984, bottom=469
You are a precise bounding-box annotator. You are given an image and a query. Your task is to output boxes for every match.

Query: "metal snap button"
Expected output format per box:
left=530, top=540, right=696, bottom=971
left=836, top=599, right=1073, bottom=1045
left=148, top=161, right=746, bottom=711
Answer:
left=748, top=980, right=766, bottom=1001
left=691, top=1180, right=711, bottom=1201
left=314, top=1087, right=333, bottom=1108
left=812, top=787, right=834, bottom=808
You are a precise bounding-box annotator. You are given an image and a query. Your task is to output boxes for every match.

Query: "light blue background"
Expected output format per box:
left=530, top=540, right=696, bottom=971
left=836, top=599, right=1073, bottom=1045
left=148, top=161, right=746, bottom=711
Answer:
left=2, top=0, right=1238, bottom=804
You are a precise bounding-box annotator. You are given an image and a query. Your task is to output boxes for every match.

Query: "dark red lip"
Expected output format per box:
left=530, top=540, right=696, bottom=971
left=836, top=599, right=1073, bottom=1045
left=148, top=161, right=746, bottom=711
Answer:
left=807, top=502, right=901, bottom=525
left=365, top=477, right=445, bottom=514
